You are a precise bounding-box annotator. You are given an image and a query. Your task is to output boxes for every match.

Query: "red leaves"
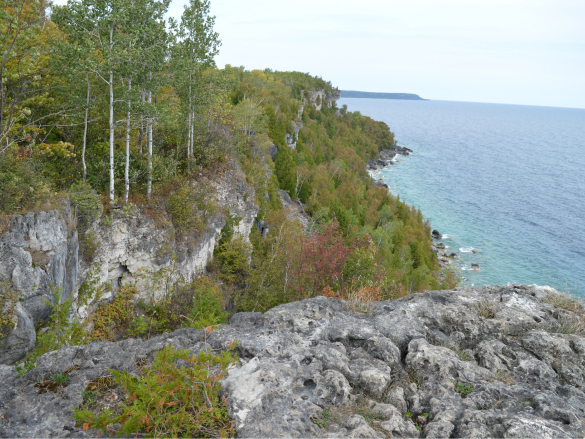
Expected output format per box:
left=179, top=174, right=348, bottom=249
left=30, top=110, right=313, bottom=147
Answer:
left=288, top=219, right=356, bottom=298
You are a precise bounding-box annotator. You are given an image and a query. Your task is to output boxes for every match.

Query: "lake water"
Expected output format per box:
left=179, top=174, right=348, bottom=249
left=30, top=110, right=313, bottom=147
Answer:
left=338, top=98, right=585, bottom=295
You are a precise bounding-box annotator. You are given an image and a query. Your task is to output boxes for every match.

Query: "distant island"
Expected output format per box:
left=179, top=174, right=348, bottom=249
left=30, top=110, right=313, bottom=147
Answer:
left=341, top=90, right=427, bottom=100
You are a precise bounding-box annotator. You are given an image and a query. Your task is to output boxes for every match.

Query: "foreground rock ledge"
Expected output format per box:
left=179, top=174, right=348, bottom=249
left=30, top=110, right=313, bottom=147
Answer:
left=2, top=284, right=585, bottom=438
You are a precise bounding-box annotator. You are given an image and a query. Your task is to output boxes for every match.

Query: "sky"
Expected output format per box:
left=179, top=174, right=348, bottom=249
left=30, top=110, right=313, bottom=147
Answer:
left=54, top=0, right=585, bottom=108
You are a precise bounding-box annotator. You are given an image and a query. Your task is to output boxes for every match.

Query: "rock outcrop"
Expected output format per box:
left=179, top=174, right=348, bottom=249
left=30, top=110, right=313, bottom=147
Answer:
left=366, top=146, right=413, bottom=171
left=285, top=121, right=303, bottom=149
left=279, top=190, right=310, bottom=231
left=0, top=163, right=258, bottom=364
left=1, top=284, right=585, bottom=438
left=0, top=203, right=78, bottom=364
left=307, top=89, right=341, bottom=111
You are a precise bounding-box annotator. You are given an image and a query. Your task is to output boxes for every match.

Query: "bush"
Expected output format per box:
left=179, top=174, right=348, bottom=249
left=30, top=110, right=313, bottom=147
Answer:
left=136, top=276, right=229, bottom=335
left=167, top=181, right=216, bottom=237
left=0, top=148, right=52, bottom=214
left=182, top=277, right=229, bottom=329
left=89, top=286, right=136, bottom=341
left=74, top=345, right=237, bottom=438
left=17, top=287, right=87, bottom=375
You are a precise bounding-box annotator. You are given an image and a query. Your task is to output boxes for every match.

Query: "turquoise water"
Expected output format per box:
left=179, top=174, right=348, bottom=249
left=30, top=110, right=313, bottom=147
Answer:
left=339, top=98, right=585, bottom=294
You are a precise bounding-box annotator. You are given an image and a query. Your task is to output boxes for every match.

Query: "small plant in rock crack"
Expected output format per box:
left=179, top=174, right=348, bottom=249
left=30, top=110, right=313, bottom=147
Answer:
left=496, top=369, right=514, bottom=385
left=405, top=411, right=428, bottom=433
left=473, top=298, right=499, bottom=319
left=312, top=409, right=330, bottom=428
left=453, top=381, right=474, bottom=398
left=408, top=370, right=424, bottom=389
left=448, top=346, right=472, bottom=361
left=81, top=390, right=100, bottom=407
left=51, top=372, right=70, bottom=386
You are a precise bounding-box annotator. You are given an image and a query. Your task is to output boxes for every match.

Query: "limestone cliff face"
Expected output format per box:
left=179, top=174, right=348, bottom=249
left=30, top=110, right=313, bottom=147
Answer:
left=0, top=204, right=78, bottom=365
left=0, top=163, right=258, bottom=364
left=307, top=89, right=340, bottom=111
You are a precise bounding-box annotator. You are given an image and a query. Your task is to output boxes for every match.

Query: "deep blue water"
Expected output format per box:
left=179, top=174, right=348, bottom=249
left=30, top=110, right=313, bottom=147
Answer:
left=339, top=98, right=585, bottom=295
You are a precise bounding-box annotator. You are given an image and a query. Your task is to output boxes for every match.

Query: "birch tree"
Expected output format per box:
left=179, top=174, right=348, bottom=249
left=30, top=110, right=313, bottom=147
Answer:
left=172, top=0, right=220, bottom=166
left=54, top=0, right=134, bottom=202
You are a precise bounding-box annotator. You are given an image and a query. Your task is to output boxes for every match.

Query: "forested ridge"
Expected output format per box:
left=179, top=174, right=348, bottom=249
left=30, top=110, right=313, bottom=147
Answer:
left=1, top=0, right=456, bottom=325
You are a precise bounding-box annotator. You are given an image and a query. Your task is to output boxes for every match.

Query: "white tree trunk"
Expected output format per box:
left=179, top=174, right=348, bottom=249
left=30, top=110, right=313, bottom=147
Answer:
left=109, top=69, right=115, bottom=202
left=82, top=73, right=89, bottom=184
left=139, top=88, right=145, bottom=154
left=187, top=95, right=192, bottom=161
left=146, top=72, right=153, bottom=199
left=124, top=78, right=131, bottom=202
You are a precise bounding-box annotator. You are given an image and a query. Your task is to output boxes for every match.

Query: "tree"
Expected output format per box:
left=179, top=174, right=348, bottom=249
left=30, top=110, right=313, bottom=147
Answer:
left=171, top=0, right=220, bottom=167
left=54, top=0, right=170, bottom=201
left=54, top=0, right=131, bottom=201
left=0, top=0, right=60, bottom=153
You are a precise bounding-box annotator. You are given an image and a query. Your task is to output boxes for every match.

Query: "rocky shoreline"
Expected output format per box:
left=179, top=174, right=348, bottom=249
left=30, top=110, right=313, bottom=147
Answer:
left=368, top=151, right=483, bottom=275
left=366, top=145, right=413, bottom=172
left=2, top=284, right=585, bottom=438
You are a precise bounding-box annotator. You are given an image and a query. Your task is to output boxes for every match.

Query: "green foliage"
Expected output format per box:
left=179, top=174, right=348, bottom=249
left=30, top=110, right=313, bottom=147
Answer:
left=18, top=287, right=87, bottom=375
left=182, top=277, right=229, bottom=329
left=312, top=409, right=330, bottom=428
left=213, top=235, right=251, bottom=287
left=0, top=148, right=53, bottom=214
left=69, top=183, right=103, bottom=262
left=79, top=230, right=98, bottom=263
left=449, top=346, right=472, bottom=361
left=51, top=372, right=70, bottom=386
left=135, top=276, right=228, bottom=336
left=274, top=147, right=296, bottom=196
left=89, top=285, right=136, bottom=341
left=453, top=381, right=474, bottom=398
left=167, top=181, right=216, bottom=236
left=73, top=345, right=237, bottom=438
left=77, top=264, right=102, bottom=307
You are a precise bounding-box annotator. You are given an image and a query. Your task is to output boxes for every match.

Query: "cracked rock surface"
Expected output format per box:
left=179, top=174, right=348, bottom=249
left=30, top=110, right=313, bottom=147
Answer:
left=2, top=284, right=585, bottom=437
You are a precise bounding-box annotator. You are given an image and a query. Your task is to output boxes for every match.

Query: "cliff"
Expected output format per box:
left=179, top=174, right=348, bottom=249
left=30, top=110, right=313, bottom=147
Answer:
left=1, top=284, right=584, bottom=437
left=0, top=162, right=258, bottom=365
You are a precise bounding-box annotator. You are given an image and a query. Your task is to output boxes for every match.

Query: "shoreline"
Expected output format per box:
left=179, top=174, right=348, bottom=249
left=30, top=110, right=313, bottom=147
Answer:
left=367, top=146, right=478, bottom=275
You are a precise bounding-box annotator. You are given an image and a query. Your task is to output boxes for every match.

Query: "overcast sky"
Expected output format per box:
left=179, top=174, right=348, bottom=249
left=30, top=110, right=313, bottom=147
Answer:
left=54, top=0, right=585, bottom=108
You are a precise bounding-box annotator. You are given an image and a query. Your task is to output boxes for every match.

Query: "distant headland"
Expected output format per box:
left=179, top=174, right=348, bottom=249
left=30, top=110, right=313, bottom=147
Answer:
left=341, top=90, right=427, bottom=100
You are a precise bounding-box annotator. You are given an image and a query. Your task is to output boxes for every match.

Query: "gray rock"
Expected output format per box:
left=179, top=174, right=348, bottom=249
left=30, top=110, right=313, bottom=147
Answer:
left=2, top=285, right=585, bottom=437
left=0, top=302, right=36, bottom=365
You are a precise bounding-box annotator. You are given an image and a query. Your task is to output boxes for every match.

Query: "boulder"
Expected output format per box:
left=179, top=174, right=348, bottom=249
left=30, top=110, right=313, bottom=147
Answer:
left=0, top=302, right=36, bottom=365
left=371, top=179, right=389, bottom=189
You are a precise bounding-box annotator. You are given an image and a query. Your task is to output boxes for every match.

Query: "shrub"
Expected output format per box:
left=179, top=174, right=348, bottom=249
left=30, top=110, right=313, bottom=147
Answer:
left=0, top=148, right=52, bottom=214
left=453, top=381, right=474, bottom=398
left=136, top=276, right=228, bottom=335
left=182, top=277, right=229, bottom=329
left=74, top=345, right=237, bottom=438
left=17, top=287, right=87, bottom=375
left=69, top=182, right=103, bottom=231
left=167, top=182, right=216, bottom=237
left=473, top=297, right=499, bottom=319
left=89, top=285, right=136, bottom=341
